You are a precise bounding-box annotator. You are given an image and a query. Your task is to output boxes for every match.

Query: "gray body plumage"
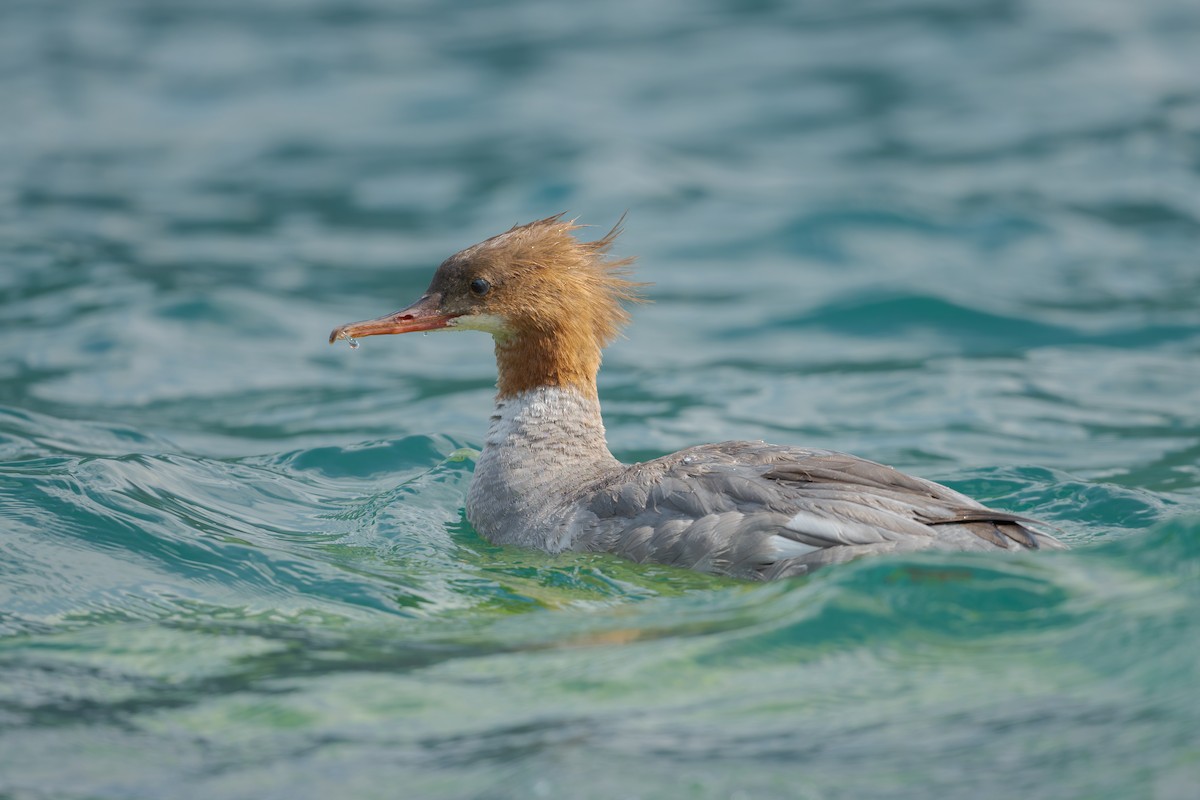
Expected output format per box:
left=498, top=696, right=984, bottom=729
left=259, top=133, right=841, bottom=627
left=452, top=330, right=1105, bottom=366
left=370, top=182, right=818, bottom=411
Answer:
left=466, top=386, right=1065, bottom=580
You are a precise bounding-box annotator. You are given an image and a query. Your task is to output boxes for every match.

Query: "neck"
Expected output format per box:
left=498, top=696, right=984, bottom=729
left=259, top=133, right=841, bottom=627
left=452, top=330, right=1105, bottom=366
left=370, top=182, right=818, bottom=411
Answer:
left=494, top=328, right=602, bottom=398
left=465, top=383, right=620, bottom=551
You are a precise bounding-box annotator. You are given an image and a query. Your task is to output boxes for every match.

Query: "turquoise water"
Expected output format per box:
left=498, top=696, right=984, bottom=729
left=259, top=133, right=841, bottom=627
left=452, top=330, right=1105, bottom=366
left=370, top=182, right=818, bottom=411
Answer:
left=2, top=0, right=1199, bottom=797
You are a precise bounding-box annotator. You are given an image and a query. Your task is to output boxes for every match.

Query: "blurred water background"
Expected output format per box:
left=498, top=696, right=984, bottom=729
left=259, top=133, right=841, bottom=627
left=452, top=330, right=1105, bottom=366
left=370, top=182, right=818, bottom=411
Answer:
left=2, top=0, right=1199, bottom=798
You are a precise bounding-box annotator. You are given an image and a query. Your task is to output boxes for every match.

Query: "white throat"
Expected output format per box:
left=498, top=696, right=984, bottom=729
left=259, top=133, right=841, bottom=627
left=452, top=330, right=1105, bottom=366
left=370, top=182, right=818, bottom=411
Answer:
left=465, top=385, right=620, bottom=551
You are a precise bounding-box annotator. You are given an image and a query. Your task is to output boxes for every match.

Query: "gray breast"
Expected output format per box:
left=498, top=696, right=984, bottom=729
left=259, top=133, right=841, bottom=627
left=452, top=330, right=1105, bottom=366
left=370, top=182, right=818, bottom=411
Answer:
left=567, top=441, right=1065, bottom=580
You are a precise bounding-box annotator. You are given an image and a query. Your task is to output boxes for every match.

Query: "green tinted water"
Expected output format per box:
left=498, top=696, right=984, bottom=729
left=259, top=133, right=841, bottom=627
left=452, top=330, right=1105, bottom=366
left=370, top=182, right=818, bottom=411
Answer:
left=2, top=1, right=1199, bottom=797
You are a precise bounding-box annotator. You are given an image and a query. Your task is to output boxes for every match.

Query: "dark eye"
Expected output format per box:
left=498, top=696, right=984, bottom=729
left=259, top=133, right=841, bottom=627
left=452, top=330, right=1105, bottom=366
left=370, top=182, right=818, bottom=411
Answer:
left=469, top=277, right=491, bottom=296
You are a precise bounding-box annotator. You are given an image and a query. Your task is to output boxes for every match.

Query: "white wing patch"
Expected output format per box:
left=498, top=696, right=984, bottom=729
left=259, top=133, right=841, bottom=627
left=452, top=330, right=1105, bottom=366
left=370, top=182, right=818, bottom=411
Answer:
left=783, top=509, right=891, bottom=546
left=768, top=535, right=821, bottom=559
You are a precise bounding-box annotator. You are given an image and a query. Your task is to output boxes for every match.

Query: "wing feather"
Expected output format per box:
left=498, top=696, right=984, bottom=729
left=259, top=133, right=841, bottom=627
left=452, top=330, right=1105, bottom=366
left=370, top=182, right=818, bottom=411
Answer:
left=571, top=441, right=1065, bottom=580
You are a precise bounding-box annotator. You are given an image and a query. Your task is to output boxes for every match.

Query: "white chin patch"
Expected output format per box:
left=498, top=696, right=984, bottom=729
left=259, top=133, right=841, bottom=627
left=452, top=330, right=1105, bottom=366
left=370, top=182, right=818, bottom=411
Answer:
left=448, top=313, right=512, bottom=336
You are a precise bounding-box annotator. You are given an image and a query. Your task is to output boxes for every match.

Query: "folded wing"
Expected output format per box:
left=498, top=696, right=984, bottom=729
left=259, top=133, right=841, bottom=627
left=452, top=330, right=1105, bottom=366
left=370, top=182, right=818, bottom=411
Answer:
left=571, top=441, right=1064, bottom=580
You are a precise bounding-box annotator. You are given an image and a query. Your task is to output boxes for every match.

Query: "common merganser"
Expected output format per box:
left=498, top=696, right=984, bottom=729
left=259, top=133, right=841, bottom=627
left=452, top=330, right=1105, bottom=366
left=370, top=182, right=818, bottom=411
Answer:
left=330, top=215, right=1065, bottom=580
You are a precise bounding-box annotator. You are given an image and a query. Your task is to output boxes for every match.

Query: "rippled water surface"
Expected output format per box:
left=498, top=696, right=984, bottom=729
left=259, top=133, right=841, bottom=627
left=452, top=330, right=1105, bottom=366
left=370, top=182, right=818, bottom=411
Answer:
left=2, top=1, right=1199, bottom=797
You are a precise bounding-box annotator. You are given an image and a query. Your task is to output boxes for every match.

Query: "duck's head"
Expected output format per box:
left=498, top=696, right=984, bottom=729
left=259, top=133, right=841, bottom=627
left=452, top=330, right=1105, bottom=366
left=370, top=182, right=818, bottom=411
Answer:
left=329, top=214, right=644, bottom=397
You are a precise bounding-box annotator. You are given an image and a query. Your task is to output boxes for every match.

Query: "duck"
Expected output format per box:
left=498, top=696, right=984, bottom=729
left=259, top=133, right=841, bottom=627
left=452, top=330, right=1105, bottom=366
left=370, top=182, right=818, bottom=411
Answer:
left=329, top=214, right=1065, bottom=580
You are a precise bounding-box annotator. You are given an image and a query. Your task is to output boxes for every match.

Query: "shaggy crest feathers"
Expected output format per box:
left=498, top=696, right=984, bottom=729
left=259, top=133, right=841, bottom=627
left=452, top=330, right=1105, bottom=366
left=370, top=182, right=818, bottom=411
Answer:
left=471, top=214, right=646, bottom=397
left=481, top=213, right=644, bottom=346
